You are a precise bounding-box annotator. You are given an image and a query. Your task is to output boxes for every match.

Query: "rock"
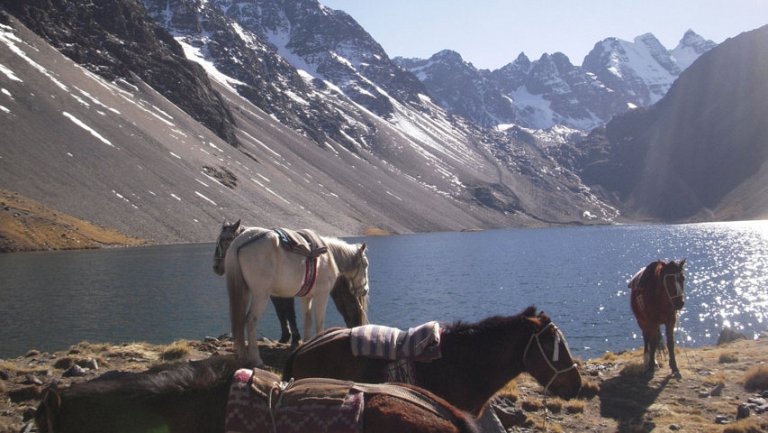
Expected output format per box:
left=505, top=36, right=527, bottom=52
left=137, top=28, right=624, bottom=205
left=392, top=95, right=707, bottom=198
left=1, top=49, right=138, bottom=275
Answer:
left=715, top=415, right=729, bottom=424
left=710, top=383, right=724, bottom=397
left=22, top=407, right=36, bottom=422
left=737, top=403, right=751, bottom=419
left=8, top=385, right=41, bottom=402
left=669, top=424, right=682, bottom=430
left=717, top=327, right=747, bottom=345
left=490, top=396, right=527, bottom=428
left=23, top=374, right=42, bottom=386
left=62, top=364, right=87, bottom=377
left=81, top=357, right=99, bottom=370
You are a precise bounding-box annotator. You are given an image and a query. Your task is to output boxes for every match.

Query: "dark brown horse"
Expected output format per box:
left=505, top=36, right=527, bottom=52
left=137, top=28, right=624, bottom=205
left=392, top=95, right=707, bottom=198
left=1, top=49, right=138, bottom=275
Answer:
left=35, top=357, right=479, bottom=433
left=283, top=306, right=582, bottom=416
left=629, top=258, right=687, bottom=376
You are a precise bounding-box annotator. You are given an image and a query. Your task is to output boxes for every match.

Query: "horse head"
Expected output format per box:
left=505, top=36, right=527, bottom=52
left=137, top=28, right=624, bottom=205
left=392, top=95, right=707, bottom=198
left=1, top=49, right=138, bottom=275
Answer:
left=522, top=311, right=582, bottom=400
left=659, top=258, right=686, bottom=310
left=212, top=219, right=242, bottom=276
left=349, top=243, right=369, bottom=297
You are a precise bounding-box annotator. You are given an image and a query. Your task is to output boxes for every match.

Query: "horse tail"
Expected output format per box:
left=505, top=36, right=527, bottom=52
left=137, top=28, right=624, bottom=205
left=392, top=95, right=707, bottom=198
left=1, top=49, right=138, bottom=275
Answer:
left=225, top=247, right=250, bottom=356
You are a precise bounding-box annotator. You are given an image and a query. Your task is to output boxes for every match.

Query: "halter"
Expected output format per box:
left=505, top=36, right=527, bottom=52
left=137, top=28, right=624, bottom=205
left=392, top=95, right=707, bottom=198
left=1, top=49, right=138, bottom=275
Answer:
left=663, top=272, right=685, bottom=302
left=522, top=323, right=578, bottom=393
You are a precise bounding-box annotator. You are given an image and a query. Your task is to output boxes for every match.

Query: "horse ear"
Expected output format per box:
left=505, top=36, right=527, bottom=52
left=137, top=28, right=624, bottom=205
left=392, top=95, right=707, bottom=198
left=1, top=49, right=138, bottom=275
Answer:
left=522, top=305, right=537, bottom=318
left=537, top=311, right=552, bottom=325
left=234, top=219, right=241, bottom=230
left=36, top=388, right=62, bottom=432
left=680, top=258, right=687, bottom=267
left=359, top=243, right=367, bottom=254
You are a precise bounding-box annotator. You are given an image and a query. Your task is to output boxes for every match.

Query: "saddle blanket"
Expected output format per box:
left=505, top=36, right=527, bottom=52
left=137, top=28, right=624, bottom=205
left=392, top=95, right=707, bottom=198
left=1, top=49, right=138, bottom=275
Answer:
left=274, top=228, right=328, bottom=297
left=350, top=321, right=441, bottom=361
left=225, top=369, right=363, bottom=433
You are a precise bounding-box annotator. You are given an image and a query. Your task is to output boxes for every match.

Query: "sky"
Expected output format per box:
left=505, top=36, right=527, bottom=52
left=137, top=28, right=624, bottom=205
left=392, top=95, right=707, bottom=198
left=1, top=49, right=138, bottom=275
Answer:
left=319, top=0, right=768, bottom=70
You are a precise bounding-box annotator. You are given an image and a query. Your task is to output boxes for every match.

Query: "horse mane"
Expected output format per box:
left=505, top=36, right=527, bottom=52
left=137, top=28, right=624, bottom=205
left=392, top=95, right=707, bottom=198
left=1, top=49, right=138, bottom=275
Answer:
left=442, top=305, right=539, bottom=342
left=324, top=237, right=362, bottom=270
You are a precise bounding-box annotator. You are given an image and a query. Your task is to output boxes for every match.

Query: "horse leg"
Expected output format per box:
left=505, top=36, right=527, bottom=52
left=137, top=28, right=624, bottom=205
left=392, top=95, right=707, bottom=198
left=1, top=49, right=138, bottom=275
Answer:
left=310, top=294, right=331, bottom=337
left=643, top=326, right=659, bottom=373
left=666, top=321, right=680, bottom=377
left=271, top=296, right=292, bottom=344
left=228, top=284, right=250, bottom=359
left=245, top=293, right=271, bottom=367
left=301, top=297, right=313, bottom=342
left=286, top=300, right=301, bottom=346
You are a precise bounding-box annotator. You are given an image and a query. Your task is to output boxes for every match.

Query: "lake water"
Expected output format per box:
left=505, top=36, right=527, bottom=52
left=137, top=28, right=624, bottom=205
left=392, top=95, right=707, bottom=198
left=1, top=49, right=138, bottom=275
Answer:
left=1, top=221, right=767, bottom=360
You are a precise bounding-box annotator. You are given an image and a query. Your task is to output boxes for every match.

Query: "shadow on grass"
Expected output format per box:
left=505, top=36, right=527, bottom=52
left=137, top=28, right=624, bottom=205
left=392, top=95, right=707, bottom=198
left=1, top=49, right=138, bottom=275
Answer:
left=599, top=366, right=675, bottom=433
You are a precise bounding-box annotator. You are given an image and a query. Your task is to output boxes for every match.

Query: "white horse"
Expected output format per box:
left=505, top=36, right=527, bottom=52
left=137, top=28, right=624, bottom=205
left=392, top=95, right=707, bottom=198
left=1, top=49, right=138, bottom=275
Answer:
left=213, top=220, right=370, bottom=366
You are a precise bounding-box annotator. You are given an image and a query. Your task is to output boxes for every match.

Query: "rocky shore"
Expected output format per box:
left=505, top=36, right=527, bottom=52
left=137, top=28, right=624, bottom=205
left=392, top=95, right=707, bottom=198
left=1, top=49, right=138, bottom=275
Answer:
left=1, top=334, right=767, bottom=433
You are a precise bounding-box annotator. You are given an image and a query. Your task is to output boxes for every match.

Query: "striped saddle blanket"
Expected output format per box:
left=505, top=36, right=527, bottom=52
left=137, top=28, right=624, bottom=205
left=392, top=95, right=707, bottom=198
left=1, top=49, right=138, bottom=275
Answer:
left=350, top=321, right=442, bottom=361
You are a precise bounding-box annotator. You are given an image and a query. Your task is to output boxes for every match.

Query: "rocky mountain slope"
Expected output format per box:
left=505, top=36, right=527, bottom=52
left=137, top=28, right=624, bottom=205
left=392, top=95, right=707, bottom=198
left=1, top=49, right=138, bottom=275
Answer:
left=0, top=0, right=764, bottom=247
left=0, top=0, right=618, bottom=245
left=556, top=24, right=768, bottom=221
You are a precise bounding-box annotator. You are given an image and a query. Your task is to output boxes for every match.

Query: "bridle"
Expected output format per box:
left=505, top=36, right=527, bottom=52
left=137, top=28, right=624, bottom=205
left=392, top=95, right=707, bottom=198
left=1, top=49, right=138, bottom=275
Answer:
left=663, top=272, right=685, bottom=303
left=523, top=322, right=578, bottom=393
left=213, top=226, right=244, bottom=266
left=347, top=252, right=369, bottom=297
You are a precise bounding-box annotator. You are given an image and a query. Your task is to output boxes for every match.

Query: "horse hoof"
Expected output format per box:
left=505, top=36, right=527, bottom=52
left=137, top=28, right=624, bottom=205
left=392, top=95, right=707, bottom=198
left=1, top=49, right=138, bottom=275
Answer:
left=671, top=370, right=682, bottom=379
left=278, top=335, right=291, bottom=344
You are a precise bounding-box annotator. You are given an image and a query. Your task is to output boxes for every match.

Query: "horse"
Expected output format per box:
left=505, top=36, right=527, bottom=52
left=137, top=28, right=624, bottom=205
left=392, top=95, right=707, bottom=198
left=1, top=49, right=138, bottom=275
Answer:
left=35, top=356, right=480, bottom=433
left=212, top=220, right=369, bottom=366
left=629, top=258, right=687, bottom=377
left=283, top=306, right=582, bottom=416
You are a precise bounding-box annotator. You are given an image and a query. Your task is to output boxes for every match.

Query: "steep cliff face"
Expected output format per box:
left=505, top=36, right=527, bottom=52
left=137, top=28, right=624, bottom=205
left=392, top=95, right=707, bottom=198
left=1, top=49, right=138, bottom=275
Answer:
left=1, top=0, right=240, bottom=146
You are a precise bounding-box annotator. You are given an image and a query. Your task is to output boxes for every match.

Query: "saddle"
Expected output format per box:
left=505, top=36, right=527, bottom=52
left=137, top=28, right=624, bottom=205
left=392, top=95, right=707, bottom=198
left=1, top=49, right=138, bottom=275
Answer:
left=274, top=228, right=328, bottom=258
left=225, top=368, right=453, bottom=433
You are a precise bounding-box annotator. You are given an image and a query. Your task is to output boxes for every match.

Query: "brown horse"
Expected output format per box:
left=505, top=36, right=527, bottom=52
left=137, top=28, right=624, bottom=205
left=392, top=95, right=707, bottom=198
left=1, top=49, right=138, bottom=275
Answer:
left=629, top=258, right=687, bottom=377
left=35, top=357, right=479, bottom=433
left=283, top=306, right=582, bottom=416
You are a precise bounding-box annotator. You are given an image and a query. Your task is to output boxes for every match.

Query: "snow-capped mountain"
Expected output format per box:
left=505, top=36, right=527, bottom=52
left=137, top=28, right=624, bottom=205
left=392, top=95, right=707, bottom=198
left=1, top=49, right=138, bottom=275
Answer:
left=395, top=31, right=716, bottom=131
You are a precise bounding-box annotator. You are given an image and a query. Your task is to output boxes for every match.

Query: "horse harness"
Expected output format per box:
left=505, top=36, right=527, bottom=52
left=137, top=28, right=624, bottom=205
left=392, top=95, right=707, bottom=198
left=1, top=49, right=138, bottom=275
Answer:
left=522, top=322, right=578, bottom=393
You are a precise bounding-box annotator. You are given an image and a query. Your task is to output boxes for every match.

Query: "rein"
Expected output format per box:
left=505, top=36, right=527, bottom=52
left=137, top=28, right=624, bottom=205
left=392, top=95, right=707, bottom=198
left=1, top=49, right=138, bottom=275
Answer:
left=522, top=323, right=578, bottom=393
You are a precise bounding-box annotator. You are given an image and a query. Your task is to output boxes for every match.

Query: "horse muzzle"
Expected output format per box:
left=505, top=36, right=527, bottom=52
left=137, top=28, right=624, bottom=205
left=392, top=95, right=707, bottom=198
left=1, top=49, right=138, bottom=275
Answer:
left=212, top=263, right=225, bottom=276
left=674, top=299, right=685, bottom=310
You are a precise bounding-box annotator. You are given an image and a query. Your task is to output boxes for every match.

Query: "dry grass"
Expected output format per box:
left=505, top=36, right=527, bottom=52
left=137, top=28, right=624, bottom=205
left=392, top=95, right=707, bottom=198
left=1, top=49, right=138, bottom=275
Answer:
left=719, top=352, right=739, bottom=363
left=161, top=340, right=192, bottom=360
left=565, top=399, right=586, bottom=414
left=521, top=398, right=544, bottom=412
left=722, top=418, right=768, bottom=433
left=0, top=188, right=149, bottom=252
left=495, top=379, right=520, bottom=401
left=619, top=362, right=647, bottom=377
left=362, top=227, right=392, bottom=236
left=741, top=364, right=768, bottom=390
